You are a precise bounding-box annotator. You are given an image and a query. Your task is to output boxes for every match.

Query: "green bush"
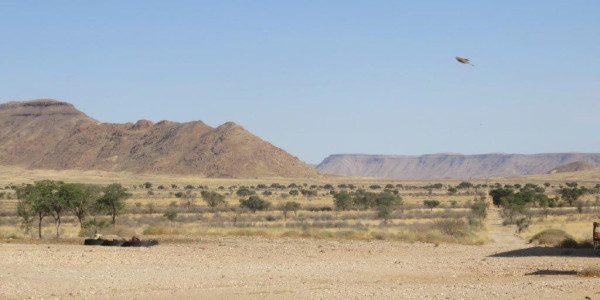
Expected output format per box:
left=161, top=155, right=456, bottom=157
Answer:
left=239, top=195, right=271, bottom=213
left=559, top=238, right=578, bottom=248
left=423, top=200, right=441, bottom=211
left=236, top=186, right=255, bottom=197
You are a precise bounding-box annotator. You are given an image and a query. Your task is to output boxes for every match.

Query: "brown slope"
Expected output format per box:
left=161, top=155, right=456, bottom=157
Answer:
left=0, top=99, right=318, bottom=178
left=547, top=161, right=595, bottom=174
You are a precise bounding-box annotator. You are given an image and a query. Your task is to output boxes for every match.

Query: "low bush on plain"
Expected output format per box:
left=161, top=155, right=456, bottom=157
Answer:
left=529, top=229, right=573, bottom=246
left=578, top=267, right=600, bottom=277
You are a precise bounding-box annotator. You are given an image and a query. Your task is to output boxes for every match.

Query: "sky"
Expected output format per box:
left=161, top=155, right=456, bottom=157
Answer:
left=1, top=1, right=599, bottom=164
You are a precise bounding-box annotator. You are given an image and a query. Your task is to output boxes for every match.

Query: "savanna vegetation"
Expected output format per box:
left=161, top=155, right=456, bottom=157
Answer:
left=0, top=169, right=598, bottom=247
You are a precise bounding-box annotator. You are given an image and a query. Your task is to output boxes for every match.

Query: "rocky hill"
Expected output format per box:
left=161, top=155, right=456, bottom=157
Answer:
left=0, top=99, right=318, bottom=178
left=547, top=161, right=596, bottom=174
left=316, top=153, right=600, bottom=179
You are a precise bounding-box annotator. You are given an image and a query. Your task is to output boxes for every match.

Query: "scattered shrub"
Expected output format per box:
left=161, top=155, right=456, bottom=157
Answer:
left=433, top=218, right=470, bottom=237
left=239, top=196, right=271, bottom=213
left=579, top=267, right=600, bottom=277
left=529, top=229, right=573, bottom=246
left=423, top=200, right=441, bottom=211
left=236, top=186, right=255, bottom=197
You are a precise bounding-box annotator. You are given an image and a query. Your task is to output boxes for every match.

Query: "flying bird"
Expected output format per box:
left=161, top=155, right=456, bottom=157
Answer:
left=455, top=56, right=474, bottom=66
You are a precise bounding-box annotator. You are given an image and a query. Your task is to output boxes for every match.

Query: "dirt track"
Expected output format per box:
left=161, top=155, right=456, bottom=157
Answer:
left=1, top=210, right=599, bottom=299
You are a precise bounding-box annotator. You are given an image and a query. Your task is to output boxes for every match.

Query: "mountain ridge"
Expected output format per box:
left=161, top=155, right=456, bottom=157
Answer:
left=0, top=99, right=318, bottom=178
left=316, top=153, right=600, bottom=179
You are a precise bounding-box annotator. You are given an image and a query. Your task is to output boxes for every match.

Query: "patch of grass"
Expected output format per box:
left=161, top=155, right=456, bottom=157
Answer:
left=142, top=225, right=169, bottom=235
left=529, top=229, right=573, bottom=246
left=227, top=228, right=271, bottom=237
left=578, top=267, right=600, bottom=277
left=433, top=218, right=470, bottom=237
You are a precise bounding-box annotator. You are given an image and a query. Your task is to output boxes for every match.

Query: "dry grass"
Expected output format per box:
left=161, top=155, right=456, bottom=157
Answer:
left=578, top=267, right=600, bottom=277
left=529, top=229, right=573, bottom=246
left=521, top=211, right=600, bottom=242
left=3, top=164, right=598, bottom=247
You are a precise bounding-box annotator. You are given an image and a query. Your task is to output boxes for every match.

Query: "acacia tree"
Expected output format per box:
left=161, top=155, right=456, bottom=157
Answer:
left=164, top=210, right=177, bottom=227
left=15, top=184, right=35, bottom=234
left=282, top=201, right=301, bottom=221
left=29, top=180, right=56, bottom=239
left=56, top=183, right=87, bottom=230
left=72, top=184, right=103, bottom=229
left=239, top=195, right=270, bottom=213
left=47, top=181, right=69, bottom=239
left=201, top=191, right=225, bottom=208
left=180, top=189, right=197, bottom=211
left=333, top=191, right=353, bottom=211
left=97, top=183, right=131, bottom=226
left=423, top=200, right=441, bottom=211
left=558, top=186, right=584, bottom=206
left=489, top=187, right=514, bottom=207
left=375, top=192, right=403, bottom=223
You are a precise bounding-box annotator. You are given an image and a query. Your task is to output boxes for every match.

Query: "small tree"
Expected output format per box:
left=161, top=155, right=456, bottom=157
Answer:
left=558, top=186, right=584, bottom=206
left=375, top=192, right=403, bottom=223
left=377, top=205, right=393, bottom=222
left=47, top=181, right=70, bottom=239
left=289, top=189, right=299, bottom=196
left=353, top=189, right=377, bottom=210
left=333, top=191, right=353, bottom=211
left=282, top=201, right=301, bottom=221
left=15, top=191, right=34, bottom=234
left=456, top=182, right=473, bottom=189
left=28, top=181, right=56, bottom=239
left=236, top=186, right=255, bottom=197
left=239, top=195, right=270, bottom=213
left=469, top=199, right=488, bottom=228
left=143, top=182, right=153, bottom=189
left=164, top=210, right=178, bottom=226
left=201, top=191, right=226, bottom=208
left=180, top=189, right=196, bottom=211
left=489, top=187, right=514, bottom=207
left=97, top=183, right=131, bottom=227
left=55, top=183, right=86, bottom=231
left=423, top=200, right=441, bottom=211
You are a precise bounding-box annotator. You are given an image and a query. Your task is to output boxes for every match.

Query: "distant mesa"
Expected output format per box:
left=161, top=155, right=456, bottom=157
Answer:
left=316, top=153, right=600, bottom=179
left=0, top=99, right=318, bottom=178
left=547, top=161, right=596, bottom=174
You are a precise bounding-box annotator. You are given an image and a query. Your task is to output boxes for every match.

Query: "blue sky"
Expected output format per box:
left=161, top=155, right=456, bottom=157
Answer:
left=1, top=1, right=599, bottom=163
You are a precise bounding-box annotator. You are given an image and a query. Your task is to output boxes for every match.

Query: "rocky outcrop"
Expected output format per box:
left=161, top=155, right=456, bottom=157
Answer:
left=0, top=99, right=318, bottom=178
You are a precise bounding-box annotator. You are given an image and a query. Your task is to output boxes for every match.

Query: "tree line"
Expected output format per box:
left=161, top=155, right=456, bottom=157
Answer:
left=16, top=180, right=130, bottom=239
left=332, top=189, right=403, bottom=222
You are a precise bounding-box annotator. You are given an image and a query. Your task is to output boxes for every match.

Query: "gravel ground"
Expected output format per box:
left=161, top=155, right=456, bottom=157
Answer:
left=1, top=210, right=599, bottom=300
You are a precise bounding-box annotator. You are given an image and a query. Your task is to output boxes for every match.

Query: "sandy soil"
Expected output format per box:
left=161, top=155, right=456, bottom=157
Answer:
left=1, top=210, right=599, bottom=300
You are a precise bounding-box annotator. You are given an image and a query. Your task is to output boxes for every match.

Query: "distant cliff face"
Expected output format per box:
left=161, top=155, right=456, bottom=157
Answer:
left=0, top=99, right=318, bottom=178
left=316, top=153, right=600, bottom=179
